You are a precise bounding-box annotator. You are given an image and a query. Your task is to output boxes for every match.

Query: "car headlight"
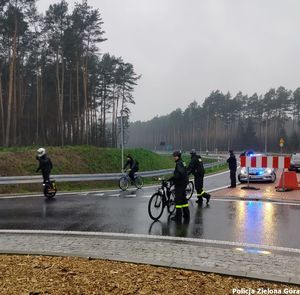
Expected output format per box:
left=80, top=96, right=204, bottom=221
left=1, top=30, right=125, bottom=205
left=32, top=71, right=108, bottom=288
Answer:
left=241, top=168, right=247, bottom=175
left=265, top=168, right=272, bottom=175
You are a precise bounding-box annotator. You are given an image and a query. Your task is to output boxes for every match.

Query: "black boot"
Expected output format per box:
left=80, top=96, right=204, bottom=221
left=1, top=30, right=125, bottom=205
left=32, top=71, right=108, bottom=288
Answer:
left=196, top=197, right=203, bottom=205
left=171, top=209, right=182, bottom=223
left=205, top=193, right=211, bottom=205
left=183, top=207, right=190, bottom=221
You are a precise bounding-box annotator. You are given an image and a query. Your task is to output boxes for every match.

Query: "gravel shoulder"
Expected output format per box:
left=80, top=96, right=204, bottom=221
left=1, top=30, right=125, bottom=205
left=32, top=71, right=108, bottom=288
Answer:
left=0, top=255, right=297, bottom=295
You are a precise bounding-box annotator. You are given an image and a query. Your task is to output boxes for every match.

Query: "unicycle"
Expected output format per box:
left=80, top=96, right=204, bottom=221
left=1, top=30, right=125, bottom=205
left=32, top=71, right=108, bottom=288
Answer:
left=43, top=180, right=57, bottom=198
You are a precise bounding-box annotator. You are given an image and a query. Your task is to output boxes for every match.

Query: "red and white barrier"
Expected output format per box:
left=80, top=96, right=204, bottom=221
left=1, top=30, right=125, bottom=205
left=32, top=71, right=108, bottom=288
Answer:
left=240, top=156, right=291, bottom=169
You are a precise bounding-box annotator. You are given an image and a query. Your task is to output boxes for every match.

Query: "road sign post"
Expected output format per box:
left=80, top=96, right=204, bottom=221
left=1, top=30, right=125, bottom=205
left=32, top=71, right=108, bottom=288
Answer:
left=277, top=138, right=286, bottom=192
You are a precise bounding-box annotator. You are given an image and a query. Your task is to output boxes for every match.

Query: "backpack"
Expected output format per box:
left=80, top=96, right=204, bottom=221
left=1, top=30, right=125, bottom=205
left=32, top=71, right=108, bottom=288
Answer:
left=134, top=160, right=139, bottom=171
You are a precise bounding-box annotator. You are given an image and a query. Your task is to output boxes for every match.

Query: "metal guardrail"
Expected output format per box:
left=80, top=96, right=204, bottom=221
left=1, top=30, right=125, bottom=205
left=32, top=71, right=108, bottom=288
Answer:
left=0, top=161, right=226, bottom=185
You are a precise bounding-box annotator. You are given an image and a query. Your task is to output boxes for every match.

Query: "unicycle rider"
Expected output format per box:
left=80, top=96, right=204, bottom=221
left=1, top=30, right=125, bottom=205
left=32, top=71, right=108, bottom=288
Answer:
left=36, top=147, right=53, bottom=186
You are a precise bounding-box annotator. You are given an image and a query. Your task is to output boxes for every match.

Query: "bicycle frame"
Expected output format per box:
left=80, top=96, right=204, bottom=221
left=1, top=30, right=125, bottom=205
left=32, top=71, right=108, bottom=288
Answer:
left=157, top=180, right=172, bottom=202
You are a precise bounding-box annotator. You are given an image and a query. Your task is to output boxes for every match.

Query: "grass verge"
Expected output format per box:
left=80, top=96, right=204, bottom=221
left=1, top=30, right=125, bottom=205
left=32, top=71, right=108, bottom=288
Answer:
left=0, top=146, right=225, bottom=194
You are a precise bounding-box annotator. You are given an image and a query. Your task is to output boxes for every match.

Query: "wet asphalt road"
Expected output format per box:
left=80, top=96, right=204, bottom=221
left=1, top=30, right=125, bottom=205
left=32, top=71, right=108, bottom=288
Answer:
left=0, top=171, right=300, bottom=249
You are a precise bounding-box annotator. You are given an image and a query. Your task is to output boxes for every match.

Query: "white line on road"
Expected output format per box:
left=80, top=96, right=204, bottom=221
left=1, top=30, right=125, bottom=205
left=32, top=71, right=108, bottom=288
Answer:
left=108, top=194, right=120, bottom=197
left=0, top=229, right=299, bottom=254
left=204, top=170, right=229, bottom=178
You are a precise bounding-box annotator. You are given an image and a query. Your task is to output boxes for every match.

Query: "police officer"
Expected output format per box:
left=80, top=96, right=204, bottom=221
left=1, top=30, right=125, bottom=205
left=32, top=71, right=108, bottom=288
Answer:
left=123, top=154, right=139, bottom=182
left=227, top=150, right=237, bottom=188
left=187, top=149, right=210, bottom=205
left=36, top=147, right=53, bottom=185
left=169, top=150, right=190, bottom=223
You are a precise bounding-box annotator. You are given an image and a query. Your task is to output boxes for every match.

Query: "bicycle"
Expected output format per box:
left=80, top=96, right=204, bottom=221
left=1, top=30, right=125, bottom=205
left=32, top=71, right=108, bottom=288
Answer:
left=43, top=179, right=57, bottom=198
left=148, top=178, right=176, bottom=221
left=119, top=171, right=143, bottom=191
left=170, top=180, right=194, bottom=200
left=186, top=180, right=194, bottom=200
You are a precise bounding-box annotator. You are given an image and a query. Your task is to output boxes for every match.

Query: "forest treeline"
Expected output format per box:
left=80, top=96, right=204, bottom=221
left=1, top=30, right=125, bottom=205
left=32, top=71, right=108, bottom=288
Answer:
left=128, top=87, right=300, bottom=153
left=0, top=0, right=140, bottom=147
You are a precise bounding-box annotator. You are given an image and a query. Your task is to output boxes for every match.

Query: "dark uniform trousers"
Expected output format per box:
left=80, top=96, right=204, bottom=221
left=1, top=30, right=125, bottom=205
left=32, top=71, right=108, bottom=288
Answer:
left=230, top=170, right=236, bottom=187
left=42, top=171, right=50, bottom=184
left=194, top=175, right=204, bottom=195
left=175, top=186, right=188, bottom=208
left=174, top=185, right=189, bottom=220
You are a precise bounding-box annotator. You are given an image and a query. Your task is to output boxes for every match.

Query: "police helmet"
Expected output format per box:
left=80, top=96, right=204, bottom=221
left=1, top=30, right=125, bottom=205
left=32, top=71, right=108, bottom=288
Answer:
left=37, top=147, right=46, bottom=158
left=172, top=150, right=181, bottom=157
left=190, top=149, right=197, bottom=155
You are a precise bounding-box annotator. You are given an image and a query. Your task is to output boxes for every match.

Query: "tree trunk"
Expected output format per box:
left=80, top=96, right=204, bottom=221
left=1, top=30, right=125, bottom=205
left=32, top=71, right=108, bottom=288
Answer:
left=5, top=22, right=17, bottom=146
left=60, top=53, right=64, bottom=146
left=40, top=67, right=46, bottom=144
left=68, top=66, right=73, bottom=144
left=36, top=64, right=40, bottom=144
left=76, top=60, right=80, bottom=144
left=82, top=57, right=88, bottom=144
left=0, top=72, right=4, bottom=144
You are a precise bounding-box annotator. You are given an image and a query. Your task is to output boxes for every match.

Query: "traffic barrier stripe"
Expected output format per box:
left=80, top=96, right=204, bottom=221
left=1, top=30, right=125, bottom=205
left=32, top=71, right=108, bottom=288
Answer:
left=240, top=156, right=291, bottom=169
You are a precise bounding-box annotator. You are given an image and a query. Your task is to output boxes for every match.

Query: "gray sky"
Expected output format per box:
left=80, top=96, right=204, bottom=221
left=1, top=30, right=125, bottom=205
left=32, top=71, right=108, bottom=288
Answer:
left=37, top=0, right=300, bottom=121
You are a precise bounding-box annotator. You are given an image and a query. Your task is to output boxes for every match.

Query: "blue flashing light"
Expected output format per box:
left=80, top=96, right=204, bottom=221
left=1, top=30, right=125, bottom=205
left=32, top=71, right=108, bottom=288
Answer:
left=246, top=150, right=255, bottom=156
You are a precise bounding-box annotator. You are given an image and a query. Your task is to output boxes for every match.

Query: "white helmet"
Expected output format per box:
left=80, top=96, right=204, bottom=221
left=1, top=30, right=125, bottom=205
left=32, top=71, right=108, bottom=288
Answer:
left=37, top=147, right=46, bottom=158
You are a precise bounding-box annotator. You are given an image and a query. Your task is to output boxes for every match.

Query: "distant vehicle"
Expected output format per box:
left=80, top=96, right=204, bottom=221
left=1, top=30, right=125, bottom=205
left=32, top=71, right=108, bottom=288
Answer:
left=238, top=152, right=276, bottom=183
left=289, top=153, right=300, bottom=172
left=240, top=150, right=255, bottom=157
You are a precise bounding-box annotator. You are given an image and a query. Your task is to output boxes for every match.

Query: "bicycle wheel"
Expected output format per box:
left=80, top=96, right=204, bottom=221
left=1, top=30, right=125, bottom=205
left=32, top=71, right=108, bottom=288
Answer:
left=134, top=176, right=143, bottom=189
left=186, top=181, right=194, bottom=200
left=167, top=190, right=176, bottom=214
left=119, top=176, right=129, bottom=191
left=148, top=193, right=165, bottom=221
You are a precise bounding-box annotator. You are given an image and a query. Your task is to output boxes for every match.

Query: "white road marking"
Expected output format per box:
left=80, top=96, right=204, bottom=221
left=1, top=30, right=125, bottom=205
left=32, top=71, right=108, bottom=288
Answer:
left=108, top=194, right=120, bottom=197
left=0, top=191, right=89, bottom=199
left=0, top=229, right=299, bottom=254
left=144, top=170, right=231, bottom=189
left=204, top=170, right=229, bottom=178
left=207, top=185, right=228, bottom=193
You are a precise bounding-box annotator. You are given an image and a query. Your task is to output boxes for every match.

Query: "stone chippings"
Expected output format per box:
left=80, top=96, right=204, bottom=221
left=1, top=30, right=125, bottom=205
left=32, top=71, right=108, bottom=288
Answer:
left=0, top=232, right=299, bottom=287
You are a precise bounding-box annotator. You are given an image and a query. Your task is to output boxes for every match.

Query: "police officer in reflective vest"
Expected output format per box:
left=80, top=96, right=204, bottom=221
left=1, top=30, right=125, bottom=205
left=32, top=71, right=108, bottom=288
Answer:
left=169, top=150, right=190, bottom=223
left=187, top=149, right=210, bottom=205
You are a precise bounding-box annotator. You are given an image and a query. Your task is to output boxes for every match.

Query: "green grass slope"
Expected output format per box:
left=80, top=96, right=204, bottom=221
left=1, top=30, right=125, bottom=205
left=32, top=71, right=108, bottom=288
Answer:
left=0, top=146, right=222, bottom=194
left=0, top=146, right=217, bottom=176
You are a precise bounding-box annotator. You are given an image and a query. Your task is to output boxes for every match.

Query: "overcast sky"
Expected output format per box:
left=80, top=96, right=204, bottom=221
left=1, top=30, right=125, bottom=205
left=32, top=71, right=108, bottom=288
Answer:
left=37, top=0, right=300, bottom=121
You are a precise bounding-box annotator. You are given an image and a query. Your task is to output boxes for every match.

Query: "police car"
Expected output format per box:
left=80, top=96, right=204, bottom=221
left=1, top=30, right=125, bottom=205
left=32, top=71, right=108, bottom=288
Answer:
left=289, top=153, right=300, bottom=172
left=238, top=152, right=276, bottom=183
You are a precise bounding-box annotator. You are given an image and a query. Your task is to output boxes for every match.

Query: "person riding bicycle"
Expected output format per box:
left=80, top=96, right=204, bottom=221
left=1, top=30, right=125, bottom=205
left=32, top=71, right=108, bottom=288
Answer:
left=36, top=147, right=53, bottom=186
left=123, top=154, right=139, bottom=183
left=187, top=149, right=210, bottom=205
left=169, top=150, right=190, bottom=223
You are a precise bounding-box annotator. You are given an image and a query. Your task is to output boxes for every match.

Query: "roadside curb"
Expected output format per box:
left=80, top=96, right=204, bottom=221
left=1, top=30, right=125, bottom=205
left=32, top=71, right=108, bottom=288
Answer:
left=209, top=184, right=300, bottom=204
left=212, top=195, right=300, bottom=205
left=0, top=231, right=299, bottom=285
